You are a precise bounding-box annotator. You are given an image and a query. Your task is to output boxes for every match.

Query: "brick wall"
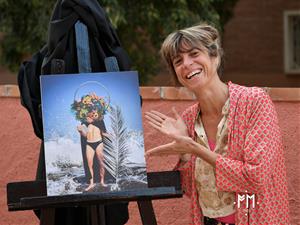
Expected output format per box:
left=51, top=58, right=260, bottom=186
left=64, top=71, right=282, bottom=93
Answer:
left=222, top=0, right=300, bottom=87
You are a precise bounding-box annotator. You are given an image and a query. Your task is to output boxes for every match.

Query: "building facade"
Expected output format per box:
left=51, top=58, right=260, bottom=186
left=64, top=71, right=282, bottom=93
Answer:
left=222, top=0, right=300, bottom=87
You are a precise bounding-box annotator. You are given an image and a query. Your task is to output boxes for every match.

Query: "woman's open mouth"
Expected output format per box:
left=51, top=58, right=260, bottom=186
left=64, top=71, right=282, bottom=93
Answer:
left=186, top=69, right=203, bottom=80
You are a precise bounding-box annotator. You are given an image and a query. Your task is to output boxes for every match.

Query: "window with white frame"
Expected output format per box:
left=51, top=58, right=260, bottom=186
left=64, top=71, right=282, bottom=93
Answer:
left=284, top=10, right=300, bottom=74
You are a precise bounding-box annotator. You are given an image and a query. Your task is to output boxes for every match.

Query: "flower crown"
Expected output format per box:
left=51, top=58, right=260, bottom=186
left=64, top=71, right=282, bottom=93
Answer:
left=71, top=93, right=110, bottom=123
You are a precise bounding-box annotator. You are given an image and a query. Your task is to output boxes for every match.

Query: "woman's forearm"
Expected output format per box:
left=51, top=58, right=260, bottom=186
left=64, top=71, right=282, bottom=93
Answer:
left=191, top=141, right=219, bottom=167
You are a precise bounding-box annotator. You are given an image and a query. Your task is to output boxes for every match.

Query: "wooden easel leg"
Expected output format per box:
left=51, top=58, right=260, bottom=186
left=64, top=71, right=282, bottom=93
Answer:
left=91, top=205, right=99, bottom=225
left=39, top=208, right=55, bottom=225
left=98, top=205, right=106, bottom=225
left=90, top=205, right=106, bottom=225
left=137, top=200, right=157, bottom=225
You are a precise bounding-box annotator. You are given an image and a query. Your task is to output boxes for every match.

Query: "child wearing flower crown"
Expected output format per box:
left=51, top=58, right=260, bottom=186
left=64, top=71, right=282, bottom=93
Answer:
left=77, top=112, right=110, bottom=191
left=73, top=93, right=110, bottom=191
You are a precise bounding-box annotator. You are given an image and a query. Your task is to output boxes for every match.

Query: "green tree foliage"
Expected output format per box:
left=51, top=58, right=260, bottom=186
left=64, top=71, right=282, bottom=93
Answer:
left=0, top=0, right=238, bottom=84
left=0, top=0, right=55, bottom=71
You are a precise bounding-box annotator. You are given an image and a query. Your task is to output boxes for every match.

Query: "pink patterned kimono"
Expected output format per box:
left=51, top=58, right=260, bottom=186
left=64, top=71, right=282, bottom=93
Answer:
left=177, top=82, right=290, bottom=225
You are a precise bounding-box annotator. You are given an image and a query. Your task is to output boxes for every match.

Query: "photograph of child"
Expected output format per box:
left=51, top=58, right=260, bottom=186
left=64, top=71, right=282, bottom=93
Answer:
left=75, top=93, right=110, bottom=191
left=40, top=71, right=147, bottom=196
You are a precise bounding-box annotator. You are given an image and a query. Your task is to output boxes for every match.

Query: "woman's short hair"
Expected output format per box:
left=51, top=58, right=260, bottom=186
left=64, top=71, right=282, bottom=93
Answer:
left=160, top=23, right=224, bottom=79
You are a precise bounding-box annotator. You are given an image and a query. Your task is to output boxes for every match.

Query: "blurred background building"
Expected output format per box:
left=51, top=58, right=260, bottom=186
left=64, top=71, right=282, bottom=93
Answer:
left=0, top=0, right=299, bottom=86
left=152, top=0, right=300, bottom=86
left=222, top=0, right=300, bottom=86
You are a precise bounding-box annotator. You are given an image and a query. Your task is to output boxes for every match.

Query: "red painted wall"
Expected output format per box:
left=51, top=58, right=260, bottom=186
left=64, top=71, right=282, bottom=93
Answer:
left=0, top=98, right=299, bottom=225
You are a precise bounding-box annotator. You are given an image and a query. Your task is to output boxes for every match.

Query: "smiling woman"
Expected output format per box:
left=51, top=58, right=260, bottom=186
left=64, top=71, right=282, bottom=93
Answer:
left=161, top=24, right=224, bottom=84
left=145, top=23, right=290, bottom=225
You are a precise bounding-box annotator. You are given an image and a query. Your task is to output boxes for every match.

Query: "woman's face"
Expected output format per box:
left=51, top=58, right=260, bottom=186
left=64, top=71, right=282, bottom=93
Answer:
left=172, top=45, right=219, bottom=91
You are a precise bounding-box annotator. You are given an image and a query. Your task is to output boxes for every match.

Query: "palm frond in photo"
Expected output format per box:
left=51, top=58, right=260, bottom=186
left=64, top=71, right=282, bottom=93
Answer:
left=103, top=105, right=130, bottom=190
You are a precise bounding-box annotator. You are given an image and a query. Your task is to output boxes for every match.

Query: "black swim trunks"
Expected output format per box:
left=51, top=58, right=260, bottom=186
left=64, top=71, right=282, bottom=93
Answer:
left=87, top=140, right=103, bottom=151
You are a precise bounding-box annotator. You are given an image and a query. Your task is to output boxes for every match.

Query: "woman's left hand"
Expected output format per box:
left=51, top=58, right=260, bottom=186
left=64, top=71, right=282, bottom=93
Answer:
left=145, top=108, right=218, bottom=166
left=146, top=131, right=217, bottom=167
left=146, top=133, right=199, bottom=156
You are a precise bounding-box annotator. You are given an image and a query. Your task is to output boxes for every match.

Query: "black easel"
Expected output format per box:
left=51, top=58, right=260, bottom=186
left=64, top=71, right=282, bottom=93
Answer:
left=7, top=171, right=182, bottom=225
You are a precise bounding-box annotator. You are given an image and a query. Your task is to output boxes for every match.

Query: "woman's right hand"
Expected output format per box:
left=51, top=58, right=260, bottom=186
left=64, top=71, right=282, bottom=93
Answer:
left=145, top=107, right=189, bottom=138
left=145, top=107, right=191, bottom=160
